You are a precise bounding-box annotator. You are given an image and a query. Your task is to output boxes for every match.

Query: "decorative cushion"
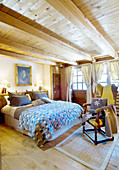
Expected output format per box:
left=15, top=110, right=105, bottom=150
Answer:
left=27, top=91, right=48, bottom=101
left=89, top=98, right=107, bottom=113
left=32, top=99, right=45, bottom=106
left=35, top=93, right=48, bottom=100
left=26, top=94, right=32, bottom=101
left=8, top=91, right=25, bottom=101
left=41, top=97, right=52, bottom=103
left=10, top=96, right=31, bottom=106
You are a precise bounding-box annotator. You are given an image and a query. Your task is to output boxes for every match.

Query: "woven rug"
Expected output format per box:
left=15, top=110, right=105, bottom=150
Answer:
left=55, top=125, right=118, bottom=170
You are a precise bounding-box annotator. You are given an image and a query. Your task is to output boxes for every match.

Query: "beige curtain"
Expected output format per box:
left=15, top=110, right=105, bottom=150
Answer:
left=65, top=67, right=73, bottom=102
left=108, top=60, right=119, bottom=80
left=81, top=64, right=92, bottom=103
left=92, top=62, right=104, bottom=93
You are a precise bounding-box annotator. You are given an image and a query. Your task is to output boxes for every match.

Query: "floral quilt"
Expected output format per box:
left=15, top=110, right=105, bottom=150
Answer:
left=18, top=101, right=84, bottom=147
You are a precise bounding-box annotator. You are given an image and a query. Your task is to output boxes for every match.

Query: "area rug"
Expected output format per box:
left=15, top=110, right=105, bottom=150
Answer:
left=55, top=125, right=118, bottom=170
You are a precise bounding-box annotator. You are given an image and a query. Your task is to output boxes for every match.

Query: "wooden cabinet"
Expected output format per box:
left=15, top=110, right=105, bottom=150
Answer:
left=72, top=90, right=86, bottom=106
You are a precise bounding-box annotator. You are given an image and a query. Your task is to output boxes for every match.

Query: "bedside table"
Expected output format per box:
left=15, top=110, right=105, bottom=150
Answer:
left=0, top=93, right=8, bottom=124
left=0, top=114, right=4, bottom=124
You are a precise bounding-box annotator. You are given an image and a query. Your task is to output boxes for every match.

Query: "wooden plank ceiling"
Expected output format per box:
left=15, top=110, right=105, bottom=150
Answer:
left=0, top=0, right=119, bottom=65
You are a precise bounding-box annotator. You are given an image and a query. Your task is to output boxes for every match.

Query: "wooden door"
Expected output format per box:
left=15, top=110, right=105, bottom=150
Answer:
left=53, top=73, right=61, bottom=100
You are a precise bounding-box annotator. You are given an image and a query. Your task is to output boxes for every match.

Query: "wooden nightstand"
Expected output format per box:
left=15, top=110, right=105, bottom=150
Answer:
left=0, top=93, right=8, bottom=124
left=0, top=114, right=4, bottom=124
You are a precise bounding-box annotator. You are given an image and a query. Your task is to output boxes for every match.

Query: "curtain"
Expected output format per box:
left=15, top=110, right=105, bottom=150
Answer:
left=108, top=60, right=119, bottom=81
left=92, top=62, right=104, bottom=93
left=65, top=67, right=73, bottom=102
left=82, top=64, right=92, bottom=103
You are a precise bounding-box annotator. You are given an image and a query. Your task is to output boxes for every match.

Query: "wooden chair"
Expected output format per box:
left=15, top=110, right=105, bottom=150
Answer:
left=82, top=84, right=118, bottom=145
left=82, top=106, right=114, bottom=145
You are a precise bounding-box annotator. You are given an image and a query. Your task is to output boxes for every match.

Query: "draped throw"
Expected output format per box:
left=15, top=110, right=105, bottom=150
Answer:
left=65, top=67, right=73, bottom=102
left=82, top=64, right=92, bottom=103
left=92, top=62, right=104, bottom=93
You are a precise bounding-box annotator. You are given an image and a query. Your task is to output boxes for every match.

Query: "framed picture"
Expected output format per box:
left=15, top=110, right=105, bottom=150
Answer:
left=15, top=64, right=32, bottom=86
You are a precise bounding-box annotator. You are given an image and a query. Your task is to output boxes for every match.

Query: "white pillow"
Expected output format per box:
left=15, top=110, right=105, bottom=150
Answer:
left=4, top=96, right=10, bottom=105
left=41, top=97, right=52, bottom=103
left=26, top=94, right=32, bottom=101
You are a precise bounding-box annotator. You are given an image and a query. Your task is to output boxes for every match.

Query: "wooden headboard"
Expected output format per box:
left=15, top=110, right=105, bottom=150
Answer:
left=0, top=94, right=8, bottom=111
left=0, top=90, right=48, bottom=111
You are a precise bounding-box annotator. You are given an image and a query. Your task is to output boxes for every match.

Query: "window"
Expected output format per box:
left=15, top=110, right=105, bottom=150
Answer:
left=110, top=78, right=119, bottom=92
left=98, top=62, right=119, bottom=91
left=72, top=68, right=87, bottom=90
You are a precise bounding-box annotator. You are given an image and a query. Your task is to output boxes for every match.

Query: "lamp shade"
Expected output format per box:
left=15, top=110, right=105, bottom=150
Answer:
left=1, top=80, right=9, bottom=86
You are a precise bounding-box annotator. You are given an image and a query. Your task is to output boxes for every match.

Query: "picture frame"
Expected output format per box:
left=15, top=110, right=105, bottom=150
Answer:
left=15, top=64, right=32, bottom=86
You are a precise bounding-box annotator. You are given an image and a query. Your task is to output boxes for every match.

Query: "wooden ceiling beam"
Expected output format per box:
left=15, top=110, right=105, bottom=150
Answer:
left=0, top=6, right=91, bottom=60
left=0, top=37, right=77, bottom=65
left=0, top=49, right=56, bottom=65
left=46, top=0, right=116, bottom=58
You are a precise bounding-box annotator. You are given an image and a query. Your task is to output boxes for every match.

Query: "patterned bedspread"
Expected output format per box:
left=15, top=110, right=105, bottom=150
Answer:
left=18, top=101, right=84, bottom=146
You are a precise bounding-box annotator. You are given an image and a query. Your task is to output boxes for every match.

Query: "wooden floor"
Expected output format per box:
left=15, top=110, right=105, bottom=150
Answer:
left=0, top=118, right=119, bottom=170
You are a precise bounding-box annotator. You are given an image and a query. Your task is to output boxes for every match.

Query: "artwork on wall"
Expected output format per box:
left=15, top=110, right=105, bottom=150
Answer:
left=15, top=64, right=32, bottom=86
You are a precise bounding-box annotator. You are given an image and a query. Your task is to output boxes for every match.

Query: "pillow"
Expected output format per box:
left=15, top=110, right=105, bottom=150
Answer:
left=27, top=91, right=48, bottom=101
left=89, top=98, right=107, bottom=113
left=4, top=96, right=10, bottom=105
left=34, top=92, right=48, bottom=100
left=8, top=91, right=25, bottom=101
left=41, top=97, right=52, bottom=103
left=32, top=99, right=45, bottom=106
left=10, top=96, right=31, bottom=106
left=26, top=94, right=32, bottom=101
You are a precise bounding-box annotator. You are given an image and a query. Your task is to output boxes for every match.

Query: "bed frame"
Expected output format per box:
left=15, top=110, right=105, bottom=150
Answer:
left=1, top=93, right=82, bottom=141
left=3, top=114, right=82, bottom=140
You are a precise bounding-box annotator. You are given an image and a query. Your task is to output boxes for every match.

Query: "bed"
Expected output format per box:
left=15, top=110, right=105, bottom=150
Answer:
left=1, top=91, right=84, bottom=147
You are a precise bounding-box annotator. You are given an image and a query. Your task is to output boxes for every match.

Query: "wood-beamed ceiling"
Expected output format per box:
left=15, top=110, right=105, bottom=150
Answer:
left=0, top=0, right=119, bottom=65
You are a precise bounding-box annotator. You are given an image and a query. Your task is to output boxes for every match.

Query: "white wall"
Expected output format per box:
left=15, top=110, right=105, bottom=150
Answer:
left=0, top=56, right=51, bottom=97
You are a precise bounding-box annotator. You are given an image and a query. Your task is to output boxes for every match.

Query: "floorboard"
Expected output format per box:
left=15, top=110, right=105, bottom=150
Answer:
left=0, top=117, right=119, bottom=170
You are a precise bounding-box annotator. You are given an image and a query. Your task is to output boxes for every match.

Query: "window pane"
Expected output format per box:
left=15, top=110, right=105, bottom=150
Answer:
left=99, top=74, right=107, bottom=82
left=83, top=83, right=87, bottom=90
left=74, top=69, right=77, bottom=76
left=73, top=83, right=77, bottom=90
left=103, top=64, right=107, bottom=73
left=73, top=76, right=77, bottom=82
left=99, top=82, right=107, bottom=86
left=78, top=83, right=82, bottom=90
left=118, top=87, right=119, bottom=92
left=78, top=76, right=82, bottom=82
left=111, top=79, right=119, bottom=83
left=78, top=69, right=82, bottom=75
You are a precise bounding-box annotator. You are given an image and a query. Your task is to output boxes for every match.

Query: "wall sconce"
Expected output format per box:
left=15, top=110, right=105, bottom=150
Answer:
left=35, top=80, right=43, bottom=90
